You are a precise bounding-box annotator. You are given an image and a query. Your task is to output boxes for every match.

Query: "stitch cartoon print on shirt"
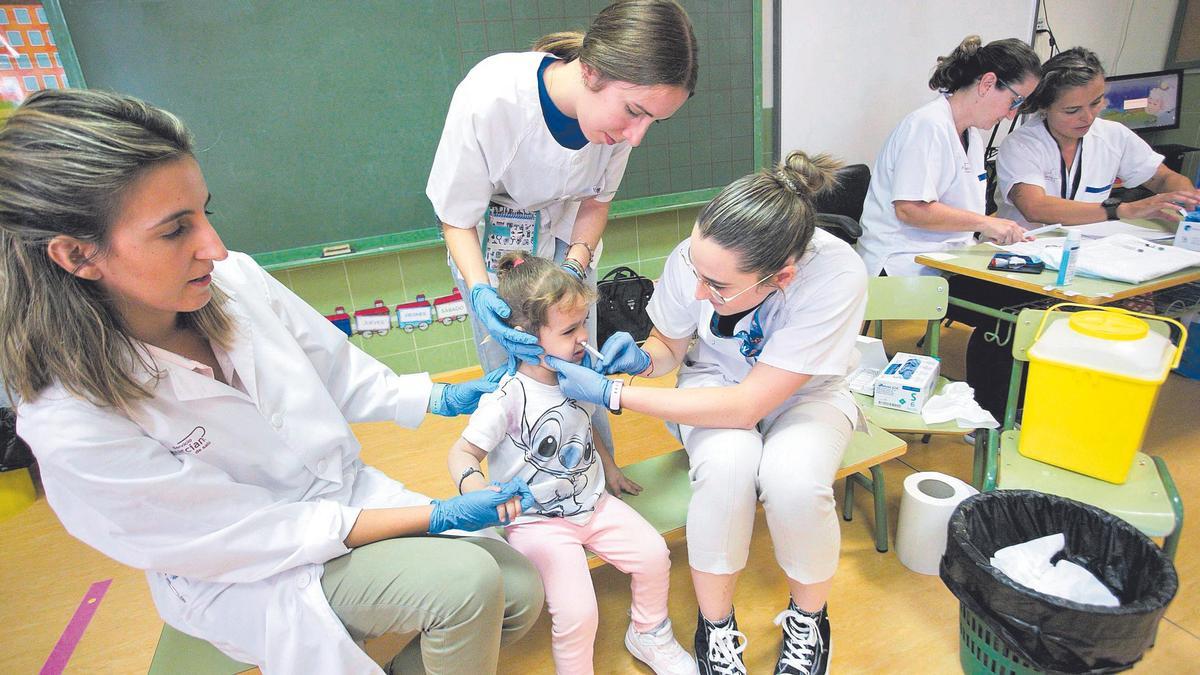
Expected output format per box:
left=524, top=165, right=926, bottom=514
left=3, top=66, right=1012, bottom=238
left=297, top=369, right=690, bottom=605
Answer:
left=500, top=378, right=597, bottom=518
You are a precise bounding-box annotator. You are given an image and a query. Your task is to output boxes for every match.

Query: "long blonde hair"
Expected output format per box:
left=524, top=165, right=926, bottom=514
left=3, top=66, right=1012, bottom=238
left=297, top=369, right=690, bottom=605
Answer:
left=0, top=89, right=233, bottom=410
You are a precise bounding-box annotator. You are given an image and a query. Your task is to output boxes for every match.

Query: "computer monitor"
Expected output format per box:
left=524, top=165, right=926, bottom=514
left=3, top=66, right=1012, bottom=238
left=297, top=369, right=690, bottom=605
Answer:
left=1101, top=69, right=1184, bottom=133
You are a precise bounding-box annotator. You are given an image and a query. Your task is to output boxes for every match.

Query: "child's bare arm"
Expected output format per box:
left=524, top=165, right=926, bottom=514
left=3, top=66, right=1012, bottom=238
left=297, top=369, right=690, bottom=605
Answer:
left=595, top=430, right=643, bottom=497
left=448, top=436, right=490, bottom=494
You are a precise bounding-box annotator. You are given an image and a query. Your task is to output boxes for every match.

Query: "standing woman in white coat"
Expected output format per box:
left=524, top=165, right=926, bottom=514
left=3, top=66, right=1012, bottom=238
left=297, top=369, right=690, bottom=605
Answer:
left=549, top=152, right=868, bottom=675
left=0, top=89, right=544, bottom=675
left=855, top=36, right=1041, bottom=419
left=427, top=0, right=697, bottom=486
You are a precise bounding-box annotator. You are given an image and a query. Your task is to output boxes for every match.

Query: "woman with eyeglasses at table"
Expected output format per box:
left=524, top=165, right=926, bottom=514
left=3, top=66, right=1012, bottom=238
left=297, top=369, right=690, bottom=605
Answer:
left=856, top=35, right=1041, bottom=278
left=995, top=47, right=1200, bottom=230
left=546, top=151, right=868, bottom=675
left=855, top=35, right=1042, bottom=420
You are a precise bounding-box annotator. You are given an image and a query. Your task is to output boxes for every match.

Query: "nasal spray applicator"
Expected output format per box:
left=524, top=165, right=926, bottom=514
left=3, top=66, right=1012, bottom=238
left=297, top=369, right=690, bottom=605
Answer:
left=1056, top=229, right=1081, bottom=286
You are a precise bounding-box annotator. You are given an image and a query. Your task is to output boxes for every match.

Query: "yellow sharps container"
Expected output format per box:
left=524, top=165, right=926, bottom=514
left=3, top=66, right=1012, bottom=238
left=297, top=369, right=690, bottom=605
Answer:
left=1019, top=304, right=1186, bottom=484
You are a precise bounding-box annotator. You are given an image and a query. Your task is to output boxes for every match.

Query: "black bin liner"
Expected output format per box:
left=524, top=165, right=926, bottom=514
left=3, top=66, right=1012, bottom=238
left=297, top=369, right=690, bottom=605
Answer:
left=941, top=490, right=1177, bottom=673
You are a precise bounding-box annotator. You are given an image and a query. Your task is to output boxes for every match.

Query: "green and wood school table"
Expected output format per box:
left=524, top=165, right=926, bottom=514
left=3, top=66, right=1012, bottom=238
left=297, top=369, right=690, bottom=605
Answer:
left=914, top=220, right=1200, bottom=430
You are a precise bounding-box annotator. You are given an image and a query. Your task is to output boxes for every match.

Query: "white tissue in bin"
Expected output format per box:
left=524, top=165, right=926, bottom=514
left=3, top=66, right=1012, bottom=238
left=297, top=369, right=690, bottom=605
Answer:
left=874, top=352, right=940, bottom=413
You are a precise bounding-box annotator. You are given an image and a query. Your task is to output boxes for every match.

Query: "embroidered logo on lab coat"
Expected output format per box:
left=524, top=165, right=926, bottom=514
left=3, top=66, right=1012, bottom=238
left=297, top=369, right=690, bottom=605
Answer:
left=171, top=426, right=211, bottom=455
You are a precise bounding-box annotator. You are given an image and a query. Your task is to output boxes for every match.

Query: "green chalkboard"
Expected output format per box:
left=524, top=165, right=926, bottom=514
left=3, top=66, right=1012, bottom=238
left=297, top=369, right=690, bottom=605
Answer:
left=46, top=1, right=760, bottom=268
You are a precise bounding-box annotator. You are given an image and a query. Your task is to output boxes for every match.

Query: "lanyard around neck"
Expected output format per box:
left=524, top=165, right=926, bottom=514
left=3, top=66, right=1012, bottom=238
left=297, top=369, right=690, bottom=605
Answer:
left=1045, top=120, right=1083, bottom=200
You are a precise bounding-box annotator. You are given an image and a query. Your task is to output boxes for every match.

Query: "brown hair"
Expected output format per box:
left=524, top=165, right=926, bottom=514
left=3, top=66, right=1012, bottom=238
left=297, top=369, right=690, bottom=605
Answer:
left=496, top=253, right=596, bottom=335
left=928, top=35, right=1041, bottom=92
left=1022, top=47, right=1105, bottom=113
left=532, top=0, right=698, bottom=93
left=697, top=150, right=842, bottom=276
left=0, top=88, right=233, bottom=410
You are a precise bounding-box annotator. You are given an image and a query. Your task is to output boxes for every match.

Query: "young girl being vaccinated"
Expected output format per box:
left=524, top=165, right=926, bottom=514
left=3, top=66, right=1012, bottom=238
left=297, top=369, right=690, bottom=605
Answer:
left=447, top=253, right=693, bottom=675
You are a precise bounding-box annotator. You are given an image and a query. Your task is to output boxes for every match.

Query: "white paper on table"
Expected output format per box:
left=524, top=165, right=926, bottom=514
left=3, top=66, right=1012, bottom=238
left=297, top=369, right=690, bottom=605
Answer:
left=1067, top=221, right=1174, bottom=241
left=1041, top=234, right=1200, bottom=283
left=991, top=239, right=1060, bottom=258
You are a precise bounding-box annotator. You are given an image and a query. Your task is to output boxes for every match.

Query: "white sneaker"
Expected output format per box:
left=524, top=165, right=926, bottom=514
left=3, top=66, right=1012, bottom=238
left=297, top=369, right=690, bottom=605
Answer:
left=625, top=618, right=698, bottom=675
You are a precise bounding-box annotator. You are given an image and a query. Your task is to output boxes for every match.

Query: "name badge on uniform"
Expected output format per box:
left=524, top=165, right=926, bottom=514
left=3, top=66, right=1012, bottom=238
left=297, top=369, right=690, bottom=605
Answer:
left=482, top=204, right=540, bottom=273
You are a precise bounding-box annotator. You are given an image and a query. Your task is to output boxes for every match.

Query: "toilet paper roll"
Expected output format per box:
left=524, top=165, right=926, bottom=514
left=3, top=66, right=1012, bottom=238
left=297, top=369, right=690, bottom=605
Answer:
left=895, top=472, right=978, bottom=575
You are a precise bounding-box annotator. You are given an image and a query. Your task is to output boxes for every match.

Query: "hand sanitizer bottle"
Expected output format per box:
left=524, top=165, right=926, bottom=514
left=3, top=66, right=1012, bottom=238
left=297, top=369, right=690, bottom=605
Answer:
left=1056, top=229, right=1081, bottom=286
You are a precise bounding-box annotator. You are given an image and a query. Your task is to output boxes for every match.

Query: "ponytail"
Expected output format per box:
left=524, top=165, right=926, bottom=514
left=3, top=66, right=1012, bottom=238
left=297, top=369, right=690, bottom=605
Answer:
left=929, top=35, right=1040, bottom=93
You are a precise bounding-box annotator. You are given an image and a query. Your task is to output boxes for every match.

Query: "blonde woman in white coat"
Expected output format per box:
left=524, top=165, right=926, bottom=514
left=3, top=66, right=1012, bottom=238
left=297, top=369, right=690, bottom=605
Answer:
left=0, top=89, right=543, bottom=675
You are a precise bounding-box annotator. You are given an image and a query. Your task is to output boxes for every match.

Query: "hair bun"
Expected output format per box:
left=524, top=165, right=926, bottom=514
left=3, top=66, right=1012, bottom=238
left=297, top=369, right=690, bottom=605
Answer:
left=776, top=150, right=841, bottom=198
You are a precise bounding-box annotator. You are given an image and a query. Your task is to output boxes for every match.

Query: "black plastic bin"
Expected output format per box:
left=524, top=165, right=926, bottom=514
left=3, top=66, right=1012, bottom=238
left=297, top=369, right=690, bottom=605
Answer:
left=941, top=490, right=1177, bottom=674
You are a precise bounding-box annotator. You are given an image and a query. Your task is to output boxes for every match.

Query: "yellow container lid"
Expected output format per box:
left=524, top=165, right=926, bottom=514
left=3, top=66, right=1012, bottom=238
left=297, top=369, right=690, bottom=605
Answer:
left=1068, top=311, right=1148, bottom=341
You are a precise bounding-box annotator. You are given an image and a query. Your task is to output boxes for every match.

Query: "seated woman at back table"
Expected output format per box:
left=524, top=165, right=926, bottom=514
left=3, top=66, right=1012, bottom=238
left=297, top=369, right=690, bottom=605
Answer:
left=996, top=47, right=1200, bottom=230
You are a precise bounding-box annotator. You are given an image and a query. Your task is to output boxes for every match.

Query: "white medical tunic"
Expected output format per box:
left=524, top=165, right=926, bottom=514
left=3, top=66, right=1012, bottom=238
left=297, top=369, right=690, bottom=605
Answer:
left=856, top=96, right=986, bottom=276
left=995, top=116, right=1164, bottom=228
left=426, top=51, right=632, bottom=279
left=647, top=228, right=868, bottom=426
left=18, top=252, right=440, bottom=674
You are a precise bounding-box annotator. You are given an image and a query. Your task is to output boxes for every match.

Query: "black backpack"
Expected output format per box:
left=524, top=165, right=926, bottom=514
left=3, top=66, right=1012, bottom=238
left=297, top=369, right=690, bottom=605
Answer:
left=595, top=266, right=655, bottom=346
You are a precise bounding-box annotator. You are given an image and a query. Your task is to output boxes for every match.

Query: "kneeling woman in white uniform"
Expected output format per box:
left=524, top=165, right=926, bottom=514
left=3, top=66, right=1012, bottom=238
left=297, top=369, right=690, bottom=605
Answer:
left=996, top=47, right=1200, bottom=229
left=551, top=152, right=867, bottom=675
left=426, top=0, right=697, bottom=478
left=0, top=90, right=543, bottom=675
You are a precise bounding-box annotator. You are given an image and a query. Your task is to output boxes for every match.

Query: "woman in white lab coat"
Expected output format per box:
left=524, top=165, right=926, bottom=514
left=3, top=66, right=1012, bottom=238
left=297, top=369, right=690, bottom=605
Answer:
left=0, top=89, right=543, bottom=674
left=548, top=152, right=868, bottom=675
left=427, top=0, right=697, bottom=477
left=996, top=47, right=1200, bottom=229
left=856, top=35, right=1042, bottom=419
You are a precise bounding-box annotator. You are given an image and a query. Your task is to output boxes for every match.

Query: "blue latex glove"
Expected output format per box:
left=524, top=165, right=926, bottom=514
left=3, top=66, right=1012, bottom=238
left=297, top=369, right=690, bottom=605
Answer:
left=428, top=477, right=536, bottom=534
left=429, top=364, right=509, bottom=417
left=591, top=332, right=651, bottom=376
left=546, top=355, right=614, bottom=408
left=469, top=284, right=542, bottom=364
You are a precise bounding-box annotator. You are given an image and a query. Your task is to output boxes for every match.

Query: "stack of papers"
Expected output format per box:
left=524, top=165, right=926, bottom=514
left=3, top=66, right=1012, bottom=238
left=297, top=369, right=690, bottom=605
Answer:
left=1041, top=234, right=1200, bottom=283
left=1067, top=220, right=1174, bottom=241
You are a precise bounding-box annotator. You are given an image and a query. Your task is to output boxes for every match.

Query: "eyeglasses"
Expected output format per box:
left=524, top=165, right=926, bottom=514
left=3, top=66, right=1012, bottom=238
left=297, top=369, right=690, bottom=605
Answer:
left=996, top=79, right=1026, bottom=111
left=681, top=249, right=775, bottom=305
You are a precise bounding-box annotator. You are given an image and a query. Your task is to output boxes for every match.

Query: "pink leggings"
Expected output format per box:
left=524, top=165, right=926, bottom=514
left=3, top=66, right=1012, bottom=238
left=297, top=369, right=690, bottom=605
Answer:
left=505, top=493, right=671, bottom=675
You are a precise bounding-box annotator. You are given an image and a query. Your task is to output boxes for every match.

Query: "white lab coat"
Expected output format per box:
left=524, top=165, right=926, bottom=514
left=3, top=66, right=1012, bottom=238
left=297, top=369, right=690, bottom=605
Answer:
left=995, top=116, right=1164, bottom=229
left=17, top=252, right=440, bottom=674
left=426, top=51, right=631, bottom=276
left=856, top=96, right=986, bottom=276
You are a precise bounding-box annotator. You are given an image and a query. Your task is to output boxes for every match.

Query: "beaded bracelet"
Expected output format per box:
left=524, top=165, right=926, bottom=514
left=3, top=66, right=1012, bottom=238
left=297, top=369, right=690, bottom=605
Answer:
left=568, top=240, right=596, bottom=264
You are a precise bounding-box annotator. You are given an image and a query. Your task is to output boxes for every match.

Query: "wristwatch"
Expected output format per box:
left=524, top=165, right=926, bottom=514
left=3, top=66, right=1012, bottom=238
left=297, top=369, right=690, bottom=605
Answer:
left=1102, top=197, right=1121, bottom=221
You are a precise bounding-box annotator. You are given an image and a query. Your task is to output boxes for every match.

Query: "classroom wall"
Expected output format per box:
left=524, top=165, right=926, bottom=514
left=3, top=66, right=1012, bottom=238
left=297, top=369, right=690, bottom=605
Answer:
left=270, top=208, right=701, bottom=376
left=1031, top=0, right=1178, bottom=75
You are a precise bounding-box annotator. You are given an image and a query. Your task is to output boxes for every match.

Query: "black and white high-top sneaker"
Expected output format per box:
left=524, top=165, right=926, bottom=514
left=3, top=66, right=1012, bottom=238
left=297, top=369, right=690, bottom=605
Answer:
left=772, top=601, right=831, bottom=675
left=694, top=608, right=747, bottom=675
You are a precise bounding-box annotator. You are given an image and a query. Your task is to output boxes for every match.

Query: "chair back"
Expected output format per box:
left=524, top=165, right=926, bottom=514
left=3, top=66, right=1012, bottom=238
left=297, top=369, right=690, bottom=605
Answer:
left=813, top=163, right=871, bottom=222
left=864, top=275, right=948, bottom=322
